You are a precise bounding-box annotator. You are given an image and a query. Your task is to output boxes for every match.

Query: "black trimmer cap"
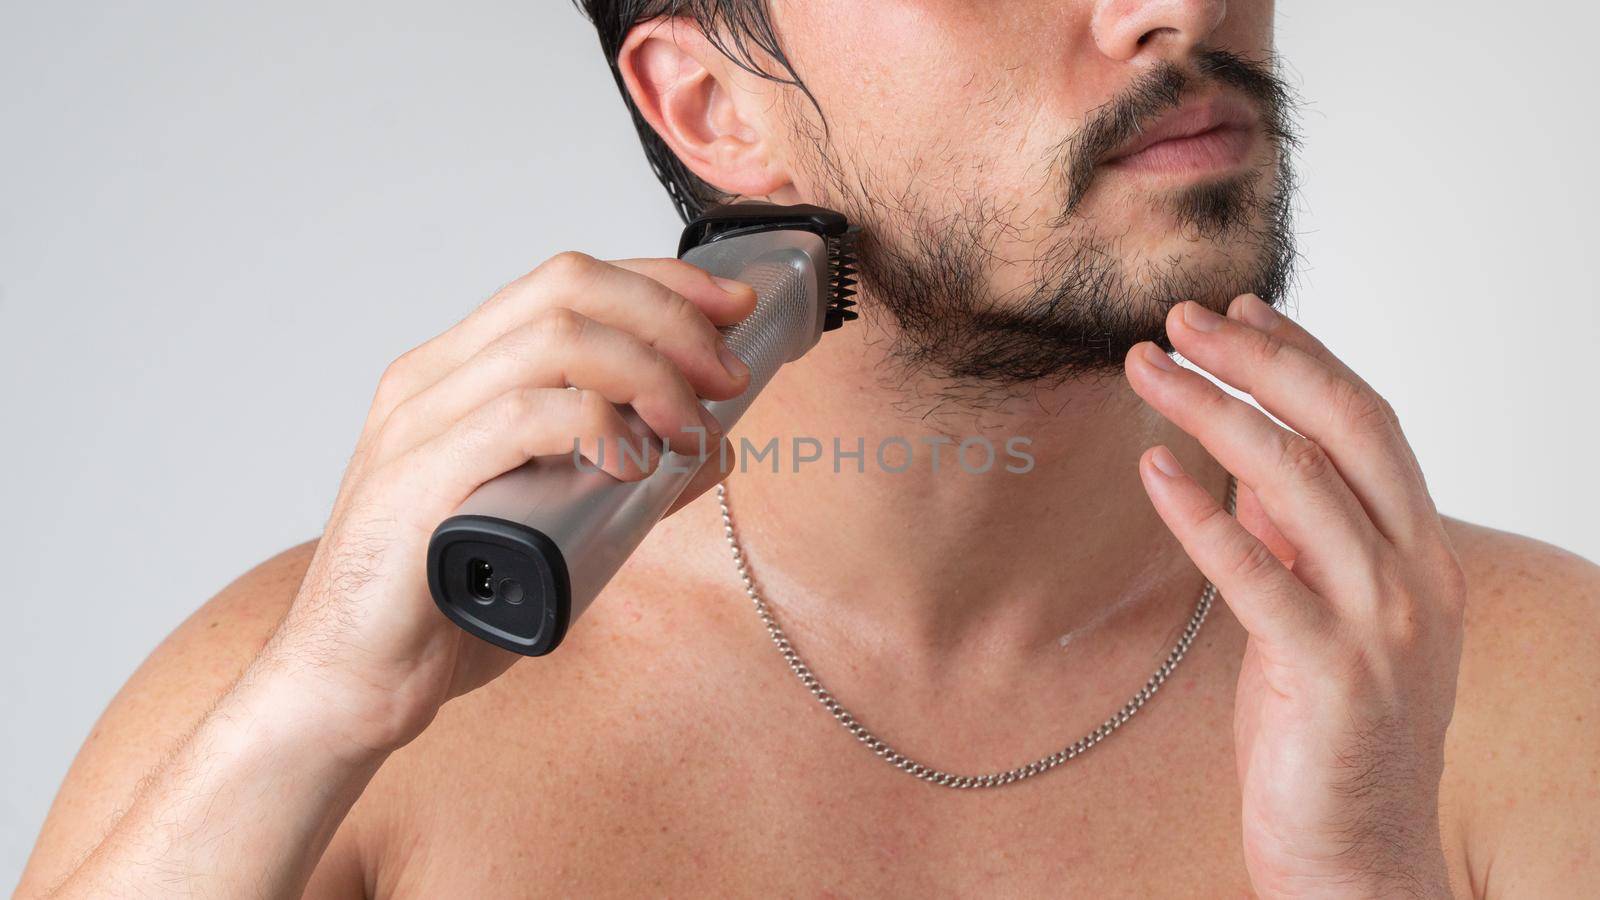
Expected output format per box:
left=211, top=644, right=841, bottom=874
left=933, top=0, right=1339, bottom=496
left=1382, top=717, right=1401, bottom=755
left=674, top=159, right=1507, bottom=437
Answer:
left=676, top=201, right=851, bottom=257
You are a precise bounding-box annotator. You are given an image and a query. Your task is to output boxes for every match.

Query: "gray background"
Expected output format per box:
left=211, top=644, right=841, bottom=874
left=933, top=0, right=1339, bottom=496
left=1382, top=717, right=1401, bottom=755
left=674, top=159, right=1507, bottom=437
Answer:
left=3, top=1, right=1596, bottom=881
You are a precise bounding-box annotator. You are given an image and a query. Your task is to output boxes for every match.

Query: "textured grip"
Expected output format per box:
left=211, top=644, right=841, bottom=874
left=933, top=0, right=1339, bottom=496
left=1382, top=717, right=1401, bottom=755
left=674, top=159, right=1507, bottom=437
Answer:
left=704, top=260, right=814, bottom=428
left=681, top=229, right=828, bottom=434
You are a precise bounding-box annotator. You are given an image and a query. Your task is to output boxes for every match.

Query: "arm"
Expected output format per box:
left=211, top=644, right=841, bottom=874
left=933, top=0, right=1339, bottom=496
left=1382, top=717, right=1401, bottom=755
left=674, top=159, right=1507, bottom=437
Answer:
left=35, top=640, right=385, bottom=899
left=14, top=543, right=372, bottom=899
left=17, top=252, right=757, bottom=899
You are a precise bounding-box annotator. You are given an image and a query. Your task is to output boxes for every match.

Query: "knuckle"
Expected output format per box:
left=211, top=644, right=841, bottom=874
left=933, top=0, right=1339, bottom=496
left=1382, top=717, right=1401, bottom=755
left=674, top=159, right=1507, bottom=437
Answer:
left=660, top=284, right=703, bottom=326
left=1374, top=392, right=1399, bottom=427
left=536, top=249, right=599, bottom=284
left=1277, top=434, right=1331, bottom=482
left=502, top=385, right=546, bottom=424
left=643, top=340, right=680, bottom=379
left=534, top=306, right=588, bottom=344
left=380, top=348, right=419, bottom=385
left=376, top=389, right=420, bottom=440
left=373, top=349, right=421, bottom=410
left=1192, top=503, right=1279, bottom=583
left=1227, top=534, right=1280, bottom=582
left=618, top=332, right=676, bottom=385
left=638, top=280, right=708, bottom=346
left=1193, top=383, right=1233, bottom=416
left=1253, top=331, right=1293, bottom=366
left=1330, top=378, right=1391, bottom=435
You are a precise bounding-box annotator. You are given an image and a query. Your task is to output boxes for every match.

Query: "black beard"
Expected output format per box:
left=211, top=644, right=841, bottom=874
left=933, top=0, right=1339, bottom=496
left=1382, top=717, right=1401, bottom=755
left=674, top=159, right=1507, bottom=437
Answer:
left=793, top=48, right=1302, bottom=401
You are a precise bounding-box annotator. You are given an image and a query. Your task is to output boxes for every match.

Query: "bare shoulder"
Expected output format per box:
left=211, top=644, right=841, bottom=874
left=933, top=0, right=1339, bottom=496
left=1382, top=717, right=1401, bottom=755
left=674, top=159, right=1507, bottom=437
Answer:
left=16, top=539, right=362, bottom=897
left=1437, top=515, right=1600, bottom=897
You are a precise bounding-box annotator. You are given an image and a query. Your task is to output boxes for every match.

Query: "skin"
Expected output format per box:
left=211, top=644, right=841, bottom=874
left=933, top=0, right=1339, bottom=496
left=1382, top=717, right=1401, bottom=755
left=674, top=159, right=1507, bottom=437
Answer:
left=16, top=1, right=1600, bottom=897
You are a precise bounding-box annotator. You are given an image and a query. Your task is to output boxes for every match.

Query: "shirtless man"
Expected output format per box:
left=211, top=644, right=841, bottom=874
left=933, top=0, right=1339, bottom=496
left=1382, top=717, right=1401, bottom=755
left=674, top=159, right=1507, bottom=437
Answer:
left=17, top=1, right=1599, bottom=897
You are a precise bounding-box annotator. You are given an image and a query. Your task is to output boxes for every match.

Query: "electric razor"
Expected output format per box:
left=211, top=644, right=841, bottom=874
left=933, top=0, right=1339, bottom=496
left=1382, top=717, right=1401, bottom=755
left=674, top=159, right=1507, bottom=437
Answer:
left=426, top=201, right=860, bottom=656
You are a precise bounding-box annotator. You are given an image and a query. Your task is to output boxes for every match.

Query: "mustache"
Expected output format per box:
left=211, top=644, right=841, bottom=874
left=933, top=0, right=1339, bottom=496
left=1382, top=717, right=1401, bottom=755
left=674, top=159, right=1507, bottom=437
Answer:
left=1059, top=48, right=1301, bottom=215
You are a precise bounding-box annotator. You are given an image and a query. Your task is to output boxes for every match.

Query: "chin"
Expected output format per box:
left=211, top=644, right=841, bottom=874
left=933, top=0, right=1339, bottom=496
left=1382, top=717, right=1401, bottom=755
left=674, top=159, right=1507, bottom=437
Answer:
left=1099, top=180, right=1290, bottom=295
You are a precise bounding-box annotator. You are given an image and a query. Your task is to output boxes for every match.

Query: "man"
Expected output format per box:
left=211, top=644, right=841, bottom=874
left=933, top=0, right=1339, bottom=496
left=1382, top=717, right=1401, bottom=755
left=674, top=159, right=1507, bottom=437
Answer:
left=17, top=1, right=1598, bottom=897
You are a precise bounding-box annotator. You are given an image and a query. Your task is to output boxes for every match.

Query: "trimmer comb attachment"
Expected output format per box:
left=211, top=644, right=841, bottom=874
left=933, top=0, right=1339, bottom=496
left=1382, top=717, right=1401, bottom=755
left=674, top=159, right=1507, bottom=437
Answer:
left=823, top=226, right=861, bottom=332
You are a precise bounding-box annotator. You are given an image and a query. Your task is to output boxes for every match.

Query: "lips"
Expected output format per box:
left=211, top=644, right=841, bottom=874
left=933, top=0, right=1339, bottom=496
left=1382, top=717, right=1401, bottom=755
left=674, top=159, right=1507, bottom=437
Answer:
left=1101, top=96, right=1259, bottom=170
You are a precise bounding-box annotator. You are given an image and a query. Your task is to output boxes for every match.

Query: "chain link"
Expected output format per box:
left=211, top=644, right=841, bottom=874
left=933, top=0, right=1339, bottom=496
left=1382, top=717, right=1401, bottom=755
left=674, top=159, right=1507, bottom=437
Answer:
left=716, top=472, right=1237, bottom=789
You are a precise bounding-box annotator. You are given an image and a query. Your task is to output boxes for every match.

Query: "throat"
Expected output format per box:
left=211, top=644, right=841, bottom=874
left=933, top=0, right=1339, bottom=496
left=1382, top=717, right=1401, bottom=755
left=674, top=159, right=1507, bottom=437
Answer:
left=711, top=363, right=1232, bottom=681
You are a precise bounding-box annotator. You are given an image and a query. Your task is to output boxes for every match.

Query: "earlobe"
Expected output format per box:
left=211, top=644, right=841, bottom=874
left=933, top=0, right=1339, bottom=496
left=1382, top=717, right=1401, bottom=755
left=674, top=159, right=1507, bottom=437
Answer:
left=616, top=18, right=789, bottom=198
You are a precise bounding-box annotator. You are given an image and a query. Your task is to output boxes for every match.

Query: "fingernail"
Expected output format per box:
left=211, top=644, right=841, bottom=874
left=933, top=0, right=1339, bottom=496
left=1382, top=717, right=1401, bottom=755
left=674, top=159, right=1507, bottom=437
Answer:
left=717, top=342, right=750, bottom=380
left=1141, top=342, right=1182, bottom=373
left=1182, top=301, right=1225, bottom=332
left=712, top=276, right=753, bottom=296
left=1150, top=446, right=1185, bottom=478
left=1234, top=293, right=1279, bottom=331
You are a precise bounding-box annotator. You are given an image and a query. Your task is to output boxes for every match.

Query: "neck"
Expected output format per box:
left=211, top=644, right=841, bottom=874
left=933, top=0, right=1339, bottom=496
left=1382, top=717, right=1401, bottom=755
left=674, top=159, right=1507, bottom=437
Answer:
left=719, top=321, right=1230, bottom=675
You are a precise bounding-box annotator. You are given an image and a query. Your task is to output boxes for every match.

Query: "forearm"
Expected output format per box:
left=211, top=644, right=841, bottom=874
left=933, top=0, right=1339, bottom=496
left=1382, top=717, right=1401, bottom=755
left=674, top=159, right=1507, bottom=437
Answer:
left=42, top=653, right=388, bottom=899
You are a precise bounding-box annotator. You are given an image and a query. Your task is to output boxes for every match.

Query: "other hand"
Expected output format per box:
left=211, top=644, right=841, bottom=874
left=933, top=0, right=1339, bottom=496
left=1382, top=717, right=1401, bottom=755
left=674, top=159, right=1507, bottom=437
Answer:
left=1124, top=294, right=1466, bottom=899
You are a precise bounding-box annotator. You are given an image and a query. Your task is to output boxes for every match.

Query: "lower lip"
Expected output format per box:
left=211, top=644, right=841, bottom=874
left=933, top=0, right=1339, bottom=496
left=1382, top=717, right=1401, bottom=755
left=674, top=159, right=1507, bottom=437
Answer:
left=1105, top=125, right=1256, bottom=174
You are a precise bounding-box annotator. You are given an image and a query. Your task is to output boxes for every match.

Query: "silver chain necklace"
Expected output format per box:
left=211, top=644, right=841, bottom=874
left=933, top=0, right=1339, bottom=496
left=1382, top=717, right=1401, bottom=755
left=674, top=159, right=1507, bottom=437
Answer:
left=715, top=472, right=1237, bottom=790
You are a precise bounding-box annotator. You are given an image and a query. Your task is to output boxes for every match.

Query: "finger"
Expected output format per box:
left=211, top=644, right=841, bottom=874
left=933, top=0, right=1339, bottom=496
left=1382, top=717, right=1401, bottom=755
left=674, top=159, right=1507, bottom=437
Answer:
left=1169, top=298, right=1437, bottom=547
left=1225, top=293, right=1437, bottom=512
left=1138, top=445, right=1329, bottom=650
left=385, top=386, right=658, bottom=506
left=1125, top=339, right=1384, bottom=600
left=472, top=255, right=758, bottom=383
left=378, top=310, right=720, bottom=465
left=1228, top=294, right=1400, bottom=429
left=523, top=256, right=755, bottom=400
left=608, top=258, right=760, bottom=326
left=480, top=253, right=755, bottom=395
left=378, top=253, right=757, bottom=415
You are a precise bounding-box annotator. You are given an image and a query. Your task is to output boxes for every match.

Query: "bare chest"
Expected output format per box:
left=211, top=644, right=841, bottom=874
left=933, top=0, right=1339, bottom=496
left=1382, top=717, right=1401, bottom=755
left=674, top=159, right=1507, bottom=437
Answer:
left=367, top=672, right=1257, bottom=897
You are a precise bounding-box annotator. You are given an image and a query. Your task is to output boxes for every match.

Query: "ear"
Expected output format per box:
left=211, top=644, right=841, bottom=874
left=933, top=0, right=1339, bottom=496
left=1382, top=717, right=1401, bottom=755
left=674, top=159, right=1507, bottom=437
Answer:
left=617, top=17, right=790, bottom=198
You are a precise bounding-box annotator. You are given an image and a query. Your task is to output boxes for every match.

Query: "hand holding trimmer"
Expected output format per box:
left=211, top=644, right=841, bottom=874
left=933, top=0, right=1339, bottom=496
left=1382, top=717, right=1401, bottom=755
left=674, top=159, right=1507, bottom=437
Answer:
left=427, top=201, right=859, bottom=656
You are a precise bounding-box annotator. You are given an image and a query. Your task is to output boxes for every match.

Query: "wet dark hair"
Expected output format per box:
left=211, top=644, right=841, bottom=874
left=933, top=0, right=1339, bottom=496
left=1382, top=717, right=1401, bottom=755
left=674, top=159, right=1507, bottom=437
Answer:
left=571, top=1, right=821, bottom=224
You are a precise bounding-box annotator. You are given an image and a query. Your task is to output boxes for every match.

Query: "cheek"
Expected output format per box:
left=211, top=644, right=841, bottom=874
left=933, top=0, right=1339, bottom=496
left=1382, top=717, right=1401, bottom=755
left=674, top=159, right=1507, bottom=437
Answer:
left=778, top=8, right=1060, bottom=203
left=795, top=5, right=987, bottom=136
